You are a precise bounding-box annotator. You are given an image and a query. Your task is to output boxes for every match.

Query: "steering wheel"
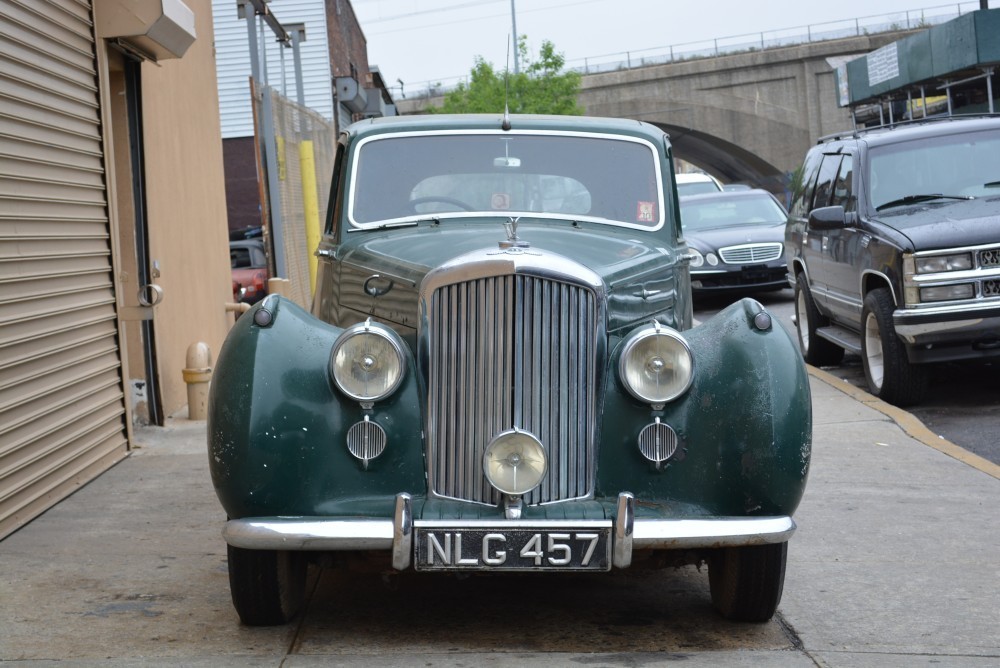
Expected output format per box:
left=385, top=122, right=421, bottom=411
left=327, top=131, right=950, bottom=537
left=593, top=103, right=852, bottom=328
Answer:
left=410, top=196, right=475, bottom=212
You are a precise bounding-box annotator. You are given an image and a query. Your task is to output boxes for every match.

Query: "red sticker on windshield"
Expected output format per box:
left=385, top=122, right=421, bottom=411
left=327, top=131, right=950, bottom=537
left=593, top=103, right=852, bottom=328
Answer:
left=637, top=201, right=655, bottom=222
left=492, top=193, right=511, bottom=210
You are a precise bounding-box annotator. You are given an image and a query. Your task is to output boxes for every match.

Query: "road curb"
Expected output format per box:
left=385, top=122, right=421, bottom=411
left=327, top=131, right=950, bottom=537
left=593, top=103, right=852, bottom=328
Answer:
left=806, top=365, right=1000, bottom=481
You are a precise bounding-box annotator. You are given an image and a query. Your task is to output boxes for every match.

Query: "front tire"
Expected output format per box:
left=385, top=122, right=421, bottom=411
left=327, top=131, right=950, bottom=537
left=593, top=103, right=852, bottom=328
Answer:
left=794, top=273, right=844, bottom=366
left=227, top=544, right=307, bottom=626
left=861, top=288, right=927, bottom=407
left=708, top=542, right=787, bottom=622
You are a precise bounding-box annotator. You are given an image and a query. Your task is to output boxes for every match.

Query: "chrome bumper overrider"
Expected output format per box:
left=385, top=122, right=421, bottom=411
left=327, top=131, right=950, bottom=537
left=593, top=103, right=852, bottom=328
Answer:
left=222, top=493, right=796, bottom=571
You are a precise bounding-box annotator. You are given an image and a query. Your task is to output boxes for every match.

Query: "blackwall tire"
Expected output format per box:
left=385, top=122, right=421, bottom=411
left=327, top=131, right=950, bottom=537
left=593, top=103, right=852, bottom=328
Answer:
left=708, top=542, right=787, bottom=623
left=795, top=273, right=844, bottom=367
left=861, top=288, right=928, bottom=407
left=227, top=544, right=307, bottom=626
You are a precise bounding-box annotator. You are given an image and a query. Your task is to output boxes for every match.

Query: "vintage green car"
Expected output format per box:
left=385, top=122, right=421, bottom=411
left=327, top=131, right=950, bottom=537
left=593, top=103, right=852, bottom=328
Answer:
left=208, top=114, right=812, bottom=626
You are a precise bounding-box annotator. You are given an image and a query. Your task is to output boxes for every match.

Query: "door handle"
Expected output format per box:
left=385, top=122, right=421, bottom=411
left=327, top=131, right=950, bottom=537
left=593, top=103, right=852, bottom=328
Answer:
left=137, top=283, right=164, bottom=307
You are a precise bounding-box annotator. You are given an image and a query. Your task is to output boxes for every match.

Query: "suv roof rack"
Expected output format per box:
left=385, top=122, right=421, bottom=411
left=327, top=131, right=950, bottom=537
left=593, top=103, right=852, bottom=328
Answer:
left=818, top=112, right=1000, bottom=144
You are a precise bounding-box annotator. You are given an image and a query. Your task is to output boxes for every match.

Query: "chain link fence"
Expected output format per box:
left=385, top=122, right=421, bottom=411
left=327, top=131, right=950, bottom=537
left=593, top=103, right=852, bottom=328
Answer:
left=253, top=82, right=337, bottom=309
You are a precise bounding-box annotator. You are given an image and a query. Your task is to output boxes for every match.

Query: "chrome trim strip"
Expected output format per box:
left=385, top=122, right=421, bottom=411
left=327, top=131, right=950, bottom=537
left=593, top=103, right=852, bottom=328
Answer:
left=392, top=493, right=413, bottom=571
left=222, top=515, right=795, bottom=553
left=223, top=518, right=394, bottom=551
left=613, top=492, right=634, bottom=569
left=347, top=129, right=666, bottom=232
left=632, top=516, right=796, bottom=549
left=414, top=519, right=612, bottom=530
left=894, top=300, right=1000, bottom=321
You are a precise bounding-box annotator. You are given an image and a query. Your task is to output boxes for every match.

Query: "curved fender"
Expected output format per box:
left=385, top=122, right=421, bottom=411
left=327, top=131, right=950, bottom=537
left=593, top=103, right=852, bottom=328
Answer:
left=208, top=296, right=425, bottom=519
left=597, top=298, right=812, bottom=517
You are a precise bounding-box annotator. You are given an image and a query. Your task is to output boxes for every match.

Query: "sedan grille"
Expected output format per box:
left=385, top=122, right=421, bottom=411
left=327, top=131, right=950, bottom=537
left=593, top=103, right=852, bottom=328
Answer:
left=426, top=274, right=598, bottom=506
left=718, top=243, right=783, bottom=265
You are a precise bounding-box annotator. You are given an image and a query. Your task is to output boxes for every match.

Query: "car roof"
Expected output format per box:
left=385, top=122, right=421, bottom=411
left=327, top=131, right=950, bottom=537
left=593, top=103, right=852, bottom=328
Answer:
left=344, top=113, right=667, bottom=144
left=679, top=188, right=779, bottom=204
left=676, top=173, right=718, bottom=184
left=818, top=114, right=1000, bottom=148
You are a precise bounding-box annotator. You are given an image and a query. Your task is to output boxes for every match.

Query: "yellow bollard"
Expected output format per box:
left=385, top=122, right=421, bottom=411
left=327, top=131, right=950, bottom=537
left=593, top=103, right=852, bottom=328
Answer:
left=182, top=342, right=212, bottom=420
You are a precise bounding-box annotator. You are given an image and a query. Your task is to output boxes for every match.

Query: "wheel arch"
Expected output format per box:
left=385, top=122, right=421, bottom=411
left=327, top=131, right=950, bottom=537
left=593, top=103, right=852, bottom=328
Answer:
left=860, top=270, right=897, bottom=305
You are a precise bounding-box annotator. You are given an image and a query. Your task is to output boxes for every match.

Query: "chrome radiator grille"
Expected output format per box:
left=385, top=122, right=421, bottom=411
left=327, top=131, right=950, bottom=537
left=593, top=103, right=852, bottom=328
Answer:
left=426, top=274, right=598, bottom=506
left=719, top=243, right=783, bottom=265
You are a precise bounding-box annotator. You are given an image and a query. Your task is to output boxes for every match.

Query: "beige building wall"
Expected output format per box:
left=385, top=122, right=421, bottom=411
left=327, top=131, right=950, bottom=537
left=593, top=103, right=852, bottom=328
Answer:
left=133, top=0, right=233, bottom=418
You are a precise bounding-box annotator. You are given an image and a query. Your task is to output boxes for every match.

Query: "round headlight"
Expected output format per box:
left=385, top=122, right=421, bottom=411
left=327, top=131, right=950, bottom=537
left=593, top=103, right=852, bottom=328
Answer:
left=688, top=249, right=705, bottom=268
left=483, top=429, right=547, bottom=496
left=330, top=321, right=406, bottom=402
left=618, top=323, right=694, bottom=404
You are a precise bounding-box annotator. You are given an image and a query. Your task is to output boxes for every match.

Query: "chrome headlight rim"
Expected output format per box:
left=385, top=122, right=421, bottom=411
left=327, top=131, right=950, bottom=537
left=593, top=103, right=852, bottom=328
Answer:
left=618, top=322, right=694, bottom=405
left=329, top=320, right=407, bottom=403
left=483, top=428, right=548, bottom=497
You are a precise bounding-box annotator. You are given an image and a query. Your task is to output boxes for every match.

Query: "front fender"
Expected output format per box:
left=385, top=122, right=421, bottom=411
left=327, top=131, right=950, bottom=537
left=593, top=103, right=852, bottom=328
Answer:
left=597, top=298, right=811, bottom=517
left=208, top=296, right=425, bottom=519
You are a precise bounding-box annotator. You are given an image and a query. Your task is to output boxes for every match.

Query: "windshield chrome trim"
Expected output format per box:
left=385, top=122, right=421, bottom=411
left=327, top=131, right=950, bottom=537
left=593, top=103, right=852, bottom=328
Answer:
left=346, top=129, right=666, bottom=233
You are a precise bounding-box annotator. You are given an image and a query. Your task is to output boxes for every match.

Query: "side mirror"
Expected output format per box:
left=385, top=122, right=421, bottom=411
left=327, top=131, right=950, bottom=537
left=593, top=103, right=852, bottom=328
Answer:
left=808, top=205, right=848, bottom=231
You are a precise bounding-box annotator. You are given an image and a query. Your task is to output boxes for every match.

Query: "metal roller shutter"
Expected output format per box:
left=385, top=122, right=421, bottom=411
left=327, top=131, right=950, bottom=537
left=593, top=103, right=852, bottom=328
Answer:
left=0, top=0, right=128, bottom=538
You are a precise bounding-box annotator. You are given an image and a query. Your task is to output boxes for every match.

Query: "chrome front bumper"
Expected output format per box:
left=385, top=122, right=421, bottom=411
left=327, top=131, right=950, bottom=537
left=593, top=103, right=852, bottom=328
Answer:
left=222, top=492, right=797, bottom=571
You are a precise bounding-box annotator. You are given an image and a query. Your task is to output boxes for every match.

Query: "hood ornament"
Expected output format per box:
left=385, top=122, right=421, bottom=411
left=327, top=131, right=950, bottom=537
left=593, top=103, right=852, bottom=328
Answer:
left=499, top=217, right=530, bottom=251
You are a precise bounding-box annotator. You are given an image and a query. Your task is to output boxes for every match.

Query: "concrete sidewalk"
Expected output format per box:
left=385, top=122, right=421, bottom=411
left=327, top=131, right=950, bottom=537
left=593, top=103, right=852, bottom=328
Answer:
left=1, top=370, right=997, bottom=666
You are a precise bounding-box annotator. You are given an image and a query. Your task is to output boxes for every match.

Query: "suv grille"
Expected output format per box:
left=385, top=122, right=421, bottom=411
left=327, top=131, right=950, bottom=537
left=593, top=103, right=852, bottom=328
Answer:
left=719, top=243, right=783, bottom=265
left=426, top=274, right=598, bottom=506
left=980, top=248, right=1000, bottom=268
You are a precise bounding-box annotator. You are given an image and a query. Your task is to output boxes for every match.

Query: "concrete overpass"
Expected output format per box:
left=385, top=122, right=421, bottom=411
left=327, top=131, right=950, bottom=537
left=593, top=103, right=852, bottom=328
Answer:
left=397, top=31, right=911, bottom=193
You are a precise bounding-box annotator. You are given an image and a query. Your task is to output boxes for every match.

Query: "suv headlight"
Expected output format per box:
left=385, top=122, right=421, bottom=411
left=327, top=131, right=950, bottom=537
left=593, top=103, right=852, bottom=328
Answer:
left=618, top=322, right=694, bottom=405
left=330, top=320, right=407, bottom=402
left=914, top=253, right=973, bottom=273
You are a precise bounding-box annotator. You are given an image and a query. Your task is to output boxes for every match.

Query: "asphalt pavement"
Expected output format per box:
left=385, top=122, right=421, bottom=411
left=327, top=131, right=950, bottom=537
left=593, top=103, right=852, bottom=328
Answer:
left=1, top=368, right=998, bottom=667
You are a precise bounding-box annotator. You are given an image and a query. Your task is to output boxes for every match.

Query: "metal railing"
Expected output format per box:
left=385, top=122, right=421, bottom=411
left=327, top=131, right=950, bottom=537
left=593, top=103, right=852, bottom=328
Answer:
left=401, top=1, right=993, bottom=100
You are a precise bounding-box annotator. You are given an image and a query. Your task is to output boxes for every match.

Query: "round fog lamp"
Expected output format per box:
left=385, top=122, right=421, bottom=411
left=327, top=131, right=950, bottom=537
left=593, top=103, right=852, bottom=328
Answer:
left=483, top=429, right=547, bottom=496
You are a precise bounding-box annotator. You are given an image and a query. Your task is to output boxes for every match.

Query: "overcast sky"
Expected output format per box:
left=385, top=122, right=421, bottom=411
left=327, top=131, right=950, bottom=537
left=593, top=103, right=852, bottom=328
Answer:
left=352, top=0, right=994, bottom=98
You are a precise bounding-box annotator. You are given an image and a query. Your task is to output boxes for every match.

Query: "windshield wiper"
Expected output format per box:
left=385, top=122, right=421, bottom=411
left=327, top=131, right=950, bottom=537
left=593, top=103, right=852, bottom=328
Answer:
left=875, top=193, right=973, bottom=211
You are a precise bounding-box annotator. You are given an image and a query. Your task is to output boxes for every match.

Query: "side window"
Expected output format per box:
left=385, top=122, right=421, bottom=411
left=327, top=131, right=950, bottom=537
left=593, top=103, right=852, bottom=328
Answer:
left=324, top=140, right=347, bottom=236
left=830, top=155, right=855, bottom=212
left=811, top=155, right=843, bottom=211
left=789, top=149, right=824, bottom=218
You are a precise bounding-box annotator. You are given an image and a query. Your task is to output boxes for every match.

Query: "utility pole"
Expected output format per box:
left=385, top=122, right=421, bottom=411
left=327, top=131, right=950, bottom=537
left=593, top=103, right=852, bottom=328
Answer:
left=510, top=0, right=519, bottom=75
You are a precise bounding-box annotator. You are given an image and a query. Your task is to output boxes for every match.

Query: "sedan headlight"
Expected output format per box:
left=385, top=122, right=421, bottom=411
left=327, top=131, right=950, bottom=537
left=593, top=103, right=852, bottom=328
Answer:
left=687, top=249, right=705, bottom=267
left=329, top=320, right=407, bottom=402
left=618, top=322, right=694, bottom=405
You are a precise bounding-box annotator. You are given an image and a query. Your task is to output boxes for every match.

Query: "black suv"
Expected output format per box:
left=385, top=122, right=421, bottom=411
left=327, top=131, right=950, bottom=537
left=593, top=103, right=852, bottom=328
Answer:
left=785, top=116, right=1000, bottom=406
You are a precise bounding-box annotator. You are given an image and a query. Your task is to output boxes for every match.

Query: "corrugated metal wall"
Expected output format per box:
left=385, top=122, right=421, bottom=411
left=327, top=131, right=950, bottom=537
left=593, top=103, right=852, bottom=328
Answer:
left=212, top=0, right=333, bottom=138
left=0, top=0, right=128, bottom=539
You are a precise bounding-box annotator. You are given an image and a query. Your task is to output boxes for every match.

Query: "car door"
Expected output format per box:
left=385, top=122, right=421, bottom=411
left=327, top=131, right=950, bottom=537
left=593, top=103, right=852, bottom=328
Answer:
left=818, top=153, right=865, bottom=325
left=801, top=153, right=843, bottom=312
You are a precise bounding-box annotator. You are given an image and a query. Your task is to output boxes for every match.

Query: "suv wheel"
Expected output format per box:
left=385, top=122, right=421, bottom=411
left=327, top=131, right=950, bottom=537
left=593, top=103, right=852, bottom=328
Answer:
left=861, top=288, right=927, bottom=406
left=794, top=273, right=844, bottom=366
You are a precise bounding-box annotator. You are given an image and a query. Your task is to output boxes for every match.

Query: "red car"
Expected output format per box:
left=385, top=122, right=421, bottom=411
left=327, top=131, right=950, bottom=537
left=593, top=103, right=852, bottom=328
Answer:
left=230, top=238, right=268, bottom=304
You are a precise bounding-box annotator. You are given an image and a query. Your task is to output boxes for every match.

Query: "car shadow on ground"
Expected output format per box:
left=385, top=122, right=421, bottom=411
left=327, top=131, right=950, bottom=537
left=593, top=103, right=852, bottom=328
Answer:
left=291, top=565, right=798, bottom=655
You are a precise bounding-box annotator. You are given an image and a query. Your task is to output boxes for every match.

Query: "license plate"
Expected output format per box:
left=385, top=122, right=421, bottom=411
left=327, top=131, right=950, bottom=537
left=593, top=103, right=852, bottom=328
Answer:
left=414, top=523, right=611, bottom=572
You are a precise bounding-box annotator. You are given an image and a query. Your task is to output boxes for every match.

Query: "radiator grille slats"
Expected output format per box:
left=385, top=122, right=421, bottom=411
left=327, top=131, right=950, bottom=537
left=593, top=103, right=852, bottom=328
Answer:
left=718, top=243, right=783, bottom=264
left=428, top=274, right=597, bottom=506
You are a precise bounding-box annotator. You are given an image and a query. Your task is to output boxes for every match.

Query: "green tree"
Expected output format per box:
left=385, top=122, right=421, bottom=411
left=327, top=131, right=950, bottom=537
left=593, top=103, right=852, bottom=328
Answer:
left=434, top=39, right=584, bottom=115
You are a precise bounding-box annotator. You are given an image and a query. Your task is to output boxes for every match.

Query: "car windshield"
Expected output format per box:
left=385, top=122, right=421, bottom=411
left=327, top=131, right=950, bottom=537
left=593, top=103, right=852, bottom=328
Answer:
left=349, top=132, right=664, bottom=229
left=679, top=194, right=787, bottom=232
left=868, top=127, right=1000, bottom=212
